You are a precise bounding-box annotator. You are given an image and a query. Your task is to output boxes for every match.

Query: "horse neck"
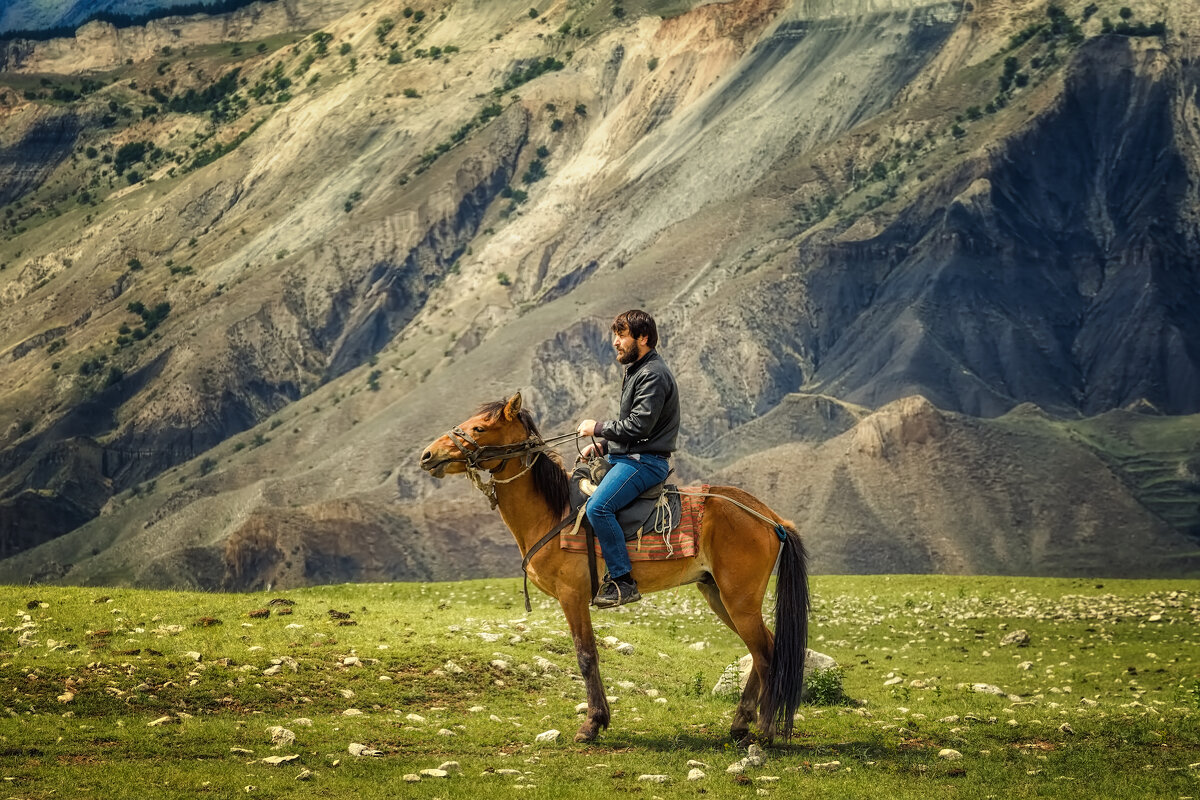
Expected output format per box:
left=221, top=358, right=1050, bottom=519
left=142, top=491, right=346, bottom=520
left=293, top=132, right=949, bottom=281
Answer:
left=491, top=460, right=566, bottom=557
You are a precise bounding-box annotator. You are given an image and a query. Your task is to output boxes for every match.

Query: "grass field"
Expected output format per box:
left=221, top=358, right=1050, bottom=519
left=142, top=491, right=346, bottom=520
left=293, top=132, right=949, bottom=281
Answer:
left=2, top=575, right=1198, bottom=799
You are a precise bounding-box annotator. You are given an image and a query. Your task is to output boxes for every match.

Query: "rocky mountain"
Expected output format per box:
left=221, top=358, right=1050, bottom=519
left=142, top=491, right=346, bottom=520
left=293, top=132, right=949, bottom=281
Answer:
left=0, top=0, right=1197, bottom=589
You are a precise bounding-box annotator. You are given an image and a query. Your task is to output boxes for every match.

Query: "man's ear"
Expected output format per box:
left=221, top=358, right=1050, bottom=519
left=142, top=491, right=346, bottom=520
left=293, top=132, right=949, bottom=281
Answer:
left=503, top=392, right=523, bottom=421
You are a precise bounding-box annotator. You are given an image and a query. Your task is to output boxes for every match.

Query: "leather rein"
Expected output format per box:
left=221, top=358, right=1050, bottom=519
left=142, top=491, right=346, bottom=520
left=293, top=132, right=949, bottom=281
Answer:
left=445, top=426, right=579, bottom=509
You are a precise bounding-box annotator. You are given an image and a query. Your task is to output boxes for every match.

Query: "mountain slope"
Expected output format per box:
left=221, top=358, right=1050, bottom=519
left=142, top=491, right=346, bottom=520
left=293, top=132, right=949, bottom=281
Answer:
left=0, top=0, right=1197, bottom=586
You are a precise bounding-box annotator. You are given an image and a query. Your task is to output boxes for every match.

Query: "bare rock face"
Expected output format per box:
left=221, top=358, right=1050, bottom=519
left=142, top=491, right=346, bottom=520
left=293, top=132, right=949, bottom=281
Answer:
left=0, top=0, right=1198, bottom=586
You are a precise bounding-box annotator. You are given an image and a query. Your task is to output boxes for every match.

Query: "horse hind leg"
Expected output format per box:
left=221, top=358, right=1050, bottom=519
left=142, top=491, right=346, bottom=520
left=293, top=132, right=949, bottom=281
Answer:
left=697, top=578, right=768, bottom=743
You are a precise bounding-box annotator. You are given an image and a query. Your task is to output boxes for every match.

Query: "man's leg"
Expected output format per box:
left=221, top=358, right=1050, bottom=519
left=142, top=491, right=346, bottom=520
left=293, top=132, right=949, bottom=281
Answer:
left=585, top=456, right=667, bottom=607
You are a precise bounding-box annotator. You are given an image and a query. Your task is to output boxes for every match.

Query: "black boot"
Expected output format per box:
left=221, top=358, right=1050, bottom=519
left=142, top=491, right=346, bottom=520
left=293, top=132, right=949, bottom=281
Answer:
left=594, top=573, right=641, bottom=608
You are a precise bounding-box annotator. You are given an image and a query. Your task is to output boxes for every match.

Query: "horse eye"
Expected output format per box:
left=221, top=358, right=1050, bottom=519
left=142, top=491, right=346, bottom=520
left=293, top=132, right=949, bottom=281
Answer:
left=473, top=426, right=486, bottom=433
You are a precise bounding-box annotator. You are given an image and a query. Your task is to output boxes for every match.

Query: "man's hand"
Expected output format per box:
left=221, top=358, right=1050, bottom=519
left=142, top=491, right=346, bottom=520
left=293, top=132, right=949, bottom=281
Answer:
left=577, top=419, right=598, bottom=437
left=579, top=442, right=602, bottom=460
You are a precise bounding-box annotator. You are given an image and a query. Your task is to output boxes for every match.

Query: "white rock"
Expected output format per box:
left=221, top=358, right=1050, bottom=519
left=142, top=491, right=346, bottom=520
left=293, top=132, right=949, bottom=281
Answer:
left=1000, top=630, right=1031, bottom=647
left=438, top=761, right=462, bottom=773
left=342, top=656, right=361, bottom=667
left=262, top=665, right=282, bottom=676
left=939, top=715, right=960, bottom=723
left=406, top=713, right=426, bottom=723
left=339, top=689, right=355, bottom=699
left=467, top=706, right=485, bottom=713
left=267, top=726, right=295, bottom=748
left=419, top=769, right=449, bottom=778
left=1059, top=723, right=1074, bottom=734
left=575, top=702, right=589, bottom=714
left=726, top=761, right=747, bottom=774
left=184, top=651, right=202, bottom=661
left=689, top=641, right=708, bottom=650
left=296, top=768, right=312, bottom=781
left=403, top=773, right=420, bottom=782
left=285, top=623, right=303, bottom=629
left=970, top=683, right=1007, bottom=696
left=535, top=729, right=560, bottom=743
left=883, top=677, right=903, bottom=686
left=601, top=636, right=620, bottom=647
left=231, top=747, right=254, bottom=755
left=687, top=769, right=706, bottom=781
left=444, top=660, right=465, bottom=674
left=348, top=743, right=382, bottom=757
left=813, top=761, right=840, bottom=771
left=147, top=716, right=174, bottom=727
left=342, top=709, right=363, bottom=716
left=292, top=718, right=313, bottom=727
left=478, top=632, right=503, bottom=642
left=1079, top=698, right=1098, bottom=707
left=533, top=656, right=560, bottom=673
left=1018, top=661, right=1034, bottom=670
left=437, top=728, right=456, bottom=737
left=491, top=659, right=510, bottom=671
left=687, top=760, right=709, bottom=768
left=637, top=774, right=669, bottom=783
left=938, top=749, right=963, bottom=760
left=746, top=745, right=766, bottom=767
left=757, top=776, right=780, bottom=782
left=261, top=755, right=299, bottom=766
left=616, top=643, right=635, bottom=655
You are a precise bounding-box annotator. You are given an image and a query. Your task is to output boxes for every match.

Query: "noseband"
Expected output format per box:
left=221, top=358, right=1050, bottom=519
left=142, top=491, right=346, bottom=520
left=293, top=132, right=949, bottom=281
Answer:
left=445, top=425, right=554, bottom=509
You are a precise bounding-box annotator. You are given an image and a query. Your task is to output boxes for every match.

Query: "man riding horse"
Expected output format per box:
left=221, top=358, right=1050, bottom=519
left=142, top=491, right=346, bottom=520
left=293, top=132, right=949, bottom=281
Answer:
left=576, top=309, right=680, bottom=608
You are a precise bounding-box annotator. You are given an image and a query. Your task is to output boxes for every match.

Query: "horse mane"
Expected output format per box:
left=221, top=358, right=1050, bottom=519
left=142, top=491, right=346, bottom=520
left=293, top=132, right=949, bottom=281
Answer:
left=478, top=400, right=570, bottom=517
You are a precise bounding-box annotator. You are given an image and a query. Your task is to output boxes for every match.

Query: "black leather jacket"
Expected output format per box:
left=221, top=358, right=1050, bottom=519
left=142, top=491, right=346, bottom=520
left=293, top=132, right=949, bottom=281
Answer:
left=596, top=349, right=680, bottom=456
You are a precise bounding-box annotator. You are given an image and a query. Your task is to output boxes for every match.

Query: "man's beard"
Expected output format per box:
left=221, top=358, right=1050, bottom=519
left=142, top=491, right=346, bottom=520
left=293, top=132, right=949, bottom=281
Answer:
left=616, top=346, right=639, bottom=365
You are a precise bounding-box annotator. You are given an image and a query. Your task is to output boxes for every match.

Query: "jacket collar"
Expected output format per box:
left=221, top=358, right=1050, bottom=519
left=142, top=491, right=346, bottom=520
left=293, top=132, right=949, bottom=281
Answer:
left=624, top=348, right=657, bottom=378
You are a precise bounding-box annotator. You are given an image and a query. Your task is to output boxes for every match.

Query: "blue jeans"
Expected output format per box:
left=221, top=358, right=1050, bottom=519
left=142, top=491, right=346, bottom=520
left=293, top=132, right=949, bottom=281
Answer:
left=585, top=454, right=670, bottom=580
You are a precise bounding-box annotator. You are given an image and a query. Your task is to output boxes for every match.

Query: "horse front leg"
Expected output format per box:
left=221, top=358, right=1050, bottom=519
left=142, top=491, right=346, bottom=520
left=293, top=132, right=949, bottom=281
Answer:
left=560, top=590, right=609, bottom=742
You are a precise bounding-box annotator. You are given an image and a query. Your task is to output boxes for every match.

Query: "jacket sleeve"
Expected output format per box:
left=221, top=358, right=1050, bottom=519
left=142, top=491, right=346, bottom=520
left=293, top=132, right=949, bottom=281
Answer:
left=597, top=370, right=668, bottom=444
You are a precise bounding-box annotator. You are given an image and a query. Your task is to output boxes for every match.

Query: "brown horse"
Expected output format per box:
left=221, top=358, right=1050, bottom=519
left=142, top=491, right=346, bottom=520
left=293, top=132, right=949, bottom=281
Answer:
left=420, top=392, right=809, bottom=743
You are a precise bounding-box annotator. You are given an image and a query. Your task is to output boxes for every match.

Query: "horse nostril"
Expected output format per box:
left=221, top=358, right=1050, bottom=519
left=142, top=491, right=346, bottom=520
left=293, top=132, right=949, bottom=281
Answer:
left=420, top=450, right=432, bottom=462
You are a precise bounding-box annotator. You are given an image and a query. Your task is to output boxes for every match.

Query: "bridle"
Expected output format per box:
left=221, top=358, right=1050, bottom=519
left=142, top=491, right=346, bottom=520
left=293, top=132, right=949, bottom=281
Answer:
left=444, top=424, right=579, bottom=509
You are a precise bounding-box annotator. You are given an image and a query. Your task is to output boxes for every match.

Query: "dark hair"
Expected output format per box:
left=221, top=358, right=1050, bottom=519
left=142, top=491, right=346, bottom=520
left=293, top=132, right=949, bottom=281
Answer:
left=612, top=309, right=658, bottom=349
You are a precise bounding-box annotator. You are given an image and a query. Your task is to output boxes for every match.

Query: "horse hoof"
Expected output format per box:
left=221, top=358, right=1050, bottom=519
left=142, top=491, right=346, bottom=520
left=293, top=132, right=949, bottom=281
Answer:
left=731, top=728, right=751, bottom=745
left=574, top=728, right=598, bottom=743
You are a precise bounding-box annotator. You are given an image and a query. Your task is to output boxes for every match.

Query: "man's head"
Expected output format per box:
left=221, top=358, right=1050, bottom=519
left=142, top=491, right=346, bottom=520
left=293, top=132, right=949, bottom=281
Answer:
left=612, top=309, right=657, bottom=365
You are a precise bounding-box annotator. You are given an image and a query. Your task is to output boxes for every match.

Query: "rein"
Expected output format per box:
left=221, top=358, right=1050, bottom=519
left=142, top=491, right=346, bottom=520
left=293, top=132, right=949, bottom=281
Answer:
left=446, top=425, right=579, bottom=509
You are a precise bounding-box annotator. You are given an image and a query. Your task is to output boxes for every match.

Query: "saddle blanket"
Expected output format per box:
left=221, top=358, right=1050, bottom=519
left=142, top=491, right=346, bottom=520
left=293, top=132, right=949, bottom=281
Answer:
left=560, top=485, right=708, bottom=561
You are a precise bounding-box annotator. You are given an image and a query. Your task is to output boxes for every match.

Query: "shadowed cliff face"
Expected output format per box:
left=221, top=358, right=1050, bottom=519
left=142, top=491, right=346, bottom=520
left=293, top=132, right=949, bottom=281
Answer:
left=802, top=37, right=1200, bottom=417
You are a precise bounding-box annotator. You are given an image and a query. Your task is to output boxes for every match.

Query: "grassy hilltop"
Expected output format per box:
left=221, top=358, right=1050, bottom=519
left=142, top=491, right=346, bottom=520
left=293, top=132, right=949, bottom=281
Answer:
left=2, top=575, right=1198, bottom=798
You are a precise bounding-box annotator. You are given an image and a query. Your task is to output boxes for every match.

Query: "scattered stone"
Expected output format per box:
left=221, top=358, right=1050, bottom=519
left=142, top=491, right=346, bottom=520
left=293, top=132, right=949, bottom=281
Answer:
left=437, top=729, right=456, bottom=736
left=967, top=683, right=1007, bottom=696
left=262, top=665, right=282, bottom=676
left=147, top=716, right=174, bottom=727
left=616, top=643, right=635, bottom=655
left=689, top=641, right=708, bottom=650
left=57, top=691, right=74, bottom=703
left=883, top=677, right=903, bottom=686
left=687, top=760, right=709, bottom=769
left=637, top=774, right=669, bottom=783
left=1000, top=629, right=1031, bottom=647
left=757, top=776, right=780, bottom=783
left=403, top=774, right=420, bottom=783
left=405, top=713, right=425, bottom=723
left=687, top=769, right=706, bottom=781
left=813, top=761, right=840, bottom=771
left=939, top=749, right=963, bottom=760
left=535, top=729, right=560, bottom=743
left=296, top=769, right=312, bottom=781
left=231, top=748, right=254, bottom=755
left=478, top=632, right=503, bottom=642
left=1079, top=698, right=1098, bottom=707
left=939, top=715, right=960, bottom=724
left=342, top=709, right=363, bottom=717
left=184, top=651, right=202, bottom=662
left=575, top=702, right=589, bottom=714
left=267, top=726, right=295, bottom=748
left=438, top=761, right=462, bottom=773
left=261, top=755, right=299, bottom=766
left=342, top=656, right=361, bottom=667
left=444, top=660, right=465, bottom=674
left=1059, top=723, right=1075, bottom=734
left=339, top=689, right=355, bottom=700
left=746, top=745, right=766, bottom=767
left=348, top=743, right=382, bottom=757
left=419, top=769, right=449, bottom=778
left=292, top=718, right=313, bottom=727
left=1018, top=661, right=1034, bottom=670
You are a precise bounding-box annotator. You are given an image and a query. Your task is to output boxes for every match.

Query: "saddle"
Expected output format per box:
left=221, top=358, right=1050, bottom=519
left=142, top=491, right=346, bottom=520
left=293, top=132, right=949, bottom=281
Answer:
left=567, top=458, right=682, bottom=543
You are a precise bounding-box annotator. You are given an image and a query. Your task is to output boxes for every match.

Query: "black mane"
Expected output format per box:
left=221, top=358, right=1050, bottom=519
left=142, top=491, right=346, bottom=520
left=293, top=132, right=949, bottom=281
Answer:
left=478, top=400, right=570, bottom=517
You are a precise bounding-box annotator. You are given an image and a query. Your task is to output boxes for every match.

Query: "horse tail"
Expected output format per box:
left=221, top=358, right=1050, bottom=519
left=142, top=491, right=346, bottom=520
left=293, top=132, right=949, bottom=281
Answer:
left=767, top=523, right=809, bottom=740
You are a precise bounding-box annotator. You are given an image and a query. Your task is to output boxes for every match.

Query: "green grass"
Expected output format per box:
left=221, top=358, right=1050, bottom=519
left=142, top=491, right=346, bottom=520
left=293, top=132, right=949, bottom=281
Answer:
left=2, top=576, right=1198, bottom=798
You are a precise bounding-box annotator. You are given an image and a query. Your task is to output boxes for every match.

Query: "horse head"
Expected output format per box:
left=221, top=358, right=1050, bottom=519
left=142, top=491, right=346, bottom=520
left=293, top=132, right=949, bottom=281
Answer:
left=420, top=392, right=529, bottom=478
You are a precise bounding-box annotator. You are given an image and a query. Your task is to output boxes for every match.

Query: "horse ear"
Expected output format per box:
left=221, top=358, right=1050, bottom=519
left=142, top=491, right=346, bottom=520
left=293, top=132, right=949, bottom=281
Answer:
left=503, top=392, right=523, bottom=421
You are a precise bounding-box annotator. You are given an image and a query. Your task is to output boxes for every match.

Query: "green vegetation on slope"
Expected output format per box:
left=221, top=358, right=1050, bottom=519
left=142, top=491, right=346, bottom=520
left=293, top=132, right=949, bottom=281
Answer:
left=1, top=576, right=1197, bottom=799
